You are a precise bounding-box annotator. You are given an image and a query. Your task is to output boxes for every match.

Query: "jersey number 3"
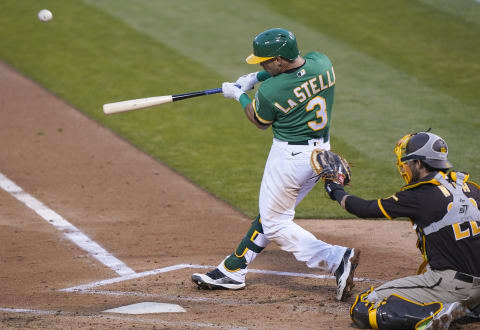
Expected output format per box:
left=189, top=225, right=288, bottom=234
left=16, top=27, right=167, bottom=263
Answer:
left=306, top=96, right=328, bottom=131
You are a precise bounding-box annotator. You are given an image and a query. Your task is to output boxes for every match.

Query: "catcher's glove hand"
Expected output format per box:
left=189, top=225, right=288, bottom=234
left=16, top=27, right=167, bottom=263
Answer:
left=310, top=149, right=352, bottom=185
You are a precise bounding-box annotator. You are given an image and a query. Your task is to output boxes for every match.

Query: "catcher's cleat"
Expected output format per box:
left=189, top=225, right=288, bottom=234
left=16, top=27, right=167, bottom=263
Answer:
left=191, top=268, right=245, bottom=290
left=334, top=248, right=360, bottom=301
left=423, top=301, right=467, bottom=330
left=466, top=307, right=480, bottom=319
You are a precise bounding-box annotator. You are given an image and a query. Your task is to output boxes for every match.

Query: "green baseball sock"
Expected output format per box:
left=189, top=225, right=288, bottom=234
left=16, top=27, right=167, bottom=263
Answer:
left=224, top=215, right=269, bottom=271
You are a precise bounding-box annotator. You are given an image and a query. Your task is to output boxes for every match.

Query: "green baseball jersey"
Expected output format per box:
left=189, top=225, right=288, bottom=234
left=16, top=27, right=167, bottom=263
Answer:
left=253, top=52, right=335, bottom=142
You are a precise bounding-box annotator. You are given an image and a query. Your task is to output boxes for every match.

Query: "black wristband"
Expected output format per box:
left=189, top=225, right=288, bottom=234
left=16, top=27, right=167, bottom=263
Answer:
left=324, top=181, right=346, bottom=201
left=332, top=189, right=348, bottom=203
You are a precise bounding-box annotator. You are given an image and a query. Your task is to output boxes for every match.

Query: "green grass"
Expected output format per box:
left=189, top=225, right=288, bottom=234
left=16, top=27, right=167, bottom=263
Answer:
left=1, top=0, right=479, bottom=219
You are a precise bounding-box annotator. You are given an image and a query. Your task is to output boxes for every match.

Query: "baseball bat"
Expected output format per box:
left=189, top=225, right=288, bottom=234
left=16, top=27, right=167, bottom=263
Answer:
left=103, top=87, right=223, bottom=115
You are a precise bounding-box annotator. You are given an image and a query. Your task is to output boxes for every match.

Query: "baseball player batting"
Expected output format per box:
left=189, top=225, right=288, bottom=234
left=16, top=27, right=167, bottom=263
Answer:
left=192, top=28, right=360, bottom=301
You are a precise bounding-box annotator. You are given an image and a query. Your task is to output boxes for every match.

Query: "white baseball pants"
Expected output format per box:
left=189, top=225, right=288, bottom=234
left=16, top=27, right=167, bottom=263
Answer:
left=259, top=138, right=346, bottom=273
left=218, top=138, right=347, bottom=282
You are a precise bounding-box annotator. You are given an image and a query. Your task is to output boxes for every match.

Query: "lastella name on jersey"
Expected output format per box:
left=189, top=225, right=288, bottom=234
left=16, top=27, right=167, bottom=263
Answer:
left=273, top=66, right=336, bottom=113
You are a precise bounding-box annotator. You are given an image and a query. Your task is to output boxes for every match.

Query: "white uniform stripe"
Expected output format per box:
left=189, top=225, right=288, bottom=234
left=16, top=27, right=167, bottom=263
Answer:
left=0, top=172, right=135, bottom=276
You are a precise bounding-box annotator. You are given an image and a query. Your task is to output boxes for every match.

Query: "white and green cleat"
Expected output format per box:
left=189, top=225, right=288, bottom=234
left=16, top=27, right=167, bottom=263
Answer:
left=192, top=268, right=245, bottom=290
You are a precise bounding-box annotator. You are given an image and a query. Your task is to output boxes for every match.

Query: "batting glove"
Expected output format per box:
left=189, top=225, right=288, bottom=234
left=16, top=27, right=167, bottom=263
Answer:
left=235, top=72, right=259, bottom=92
left=222, top=82, right=245, bottom=101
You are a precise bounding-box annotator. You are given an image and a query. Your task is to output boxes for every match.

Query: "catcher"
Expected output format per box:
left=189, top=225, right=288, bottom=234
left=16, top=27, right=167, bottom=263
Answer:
left=311, top=131, right=480, bottom=330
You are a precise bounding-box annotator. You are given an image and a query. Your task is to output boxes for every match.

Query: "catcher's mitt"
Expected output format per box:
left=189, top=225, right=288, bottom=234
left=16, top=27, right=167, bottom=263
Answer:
left=310, top=149, right=352, bottom=185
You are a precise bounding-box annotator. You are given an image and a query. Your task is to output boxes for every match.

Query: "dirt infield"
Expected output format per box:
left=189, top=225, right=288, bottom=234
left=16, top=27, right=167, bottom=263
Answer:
left=0, top=61, right=477, bottom=329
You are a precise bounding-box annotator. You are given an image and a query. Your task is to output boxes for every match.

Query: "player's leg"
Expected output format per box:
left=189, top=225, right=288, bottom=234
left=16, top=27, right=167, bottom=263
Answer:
left=350, top=268, right=476, bottom=329
left=191, top=214, right=270, bottom=289
left=350, top=288, right=445, bottom=329
left=291, top=145, right=361, bottom=300
left=219, top=215, right=270, bottom=280
left=259, top=140, right=359, bottom=299
left=351, top=289, right=468, bottom=330
left=258, top=143, right=341, bottom=270
left=367, top=268, right=475, bottom=304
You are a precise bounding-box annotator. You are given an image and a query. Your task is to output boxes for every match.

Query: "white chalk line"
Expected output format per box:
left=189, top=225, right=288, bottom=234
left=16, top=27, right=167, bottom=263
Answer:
left=0, top=307, right=245, bottom=329
left=0, top=307, right=57, bottom=315
left=61, top=263, right=376, bottom=293
left=60, top=263, right=195, bottom=292
left=0, top=172, right=135, bottom=276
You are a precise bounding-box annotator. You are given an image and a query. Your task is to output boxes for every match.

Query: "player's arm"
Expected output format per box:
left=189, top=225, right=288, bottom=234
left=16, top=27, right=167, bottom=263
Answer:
left=326, top=182, right=414, bottom=219
left=338, top=193, right=385, bottom=219
left=234, top=71, right=272, bottom=129
left=324, top=182, right=382, bottom=218
left=244, top=103, right=271, bottom=130
left=222, top=83, right=273, bottom=130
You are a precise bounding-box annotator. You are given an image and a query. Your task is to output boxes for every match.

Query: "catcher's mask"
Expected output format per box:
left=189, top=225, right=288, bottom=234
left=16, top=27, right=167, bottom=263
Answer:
left=394, top=132, right=453, bottom=184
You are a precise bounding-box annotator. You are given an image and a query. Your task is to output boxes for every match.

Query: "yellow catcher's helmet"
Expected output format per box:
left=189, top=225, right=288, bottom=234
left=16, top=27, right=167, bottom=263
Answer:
left=394, top=132, right=452, bottom=184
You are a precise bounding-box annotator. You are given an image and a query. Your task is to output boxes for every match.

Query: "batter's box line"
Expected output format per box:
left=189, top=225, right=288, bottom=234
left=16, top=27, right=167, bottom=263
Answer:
left=60, top=263, right=377, bottom=293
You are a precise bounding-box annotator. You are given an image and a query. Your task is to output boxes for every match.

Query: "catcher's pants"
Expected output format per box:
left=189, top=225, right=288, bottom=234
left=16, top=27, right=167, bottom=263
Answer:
left=219, top=138, right=347, bottom=282
left=367, top=265, right=480, bottom=306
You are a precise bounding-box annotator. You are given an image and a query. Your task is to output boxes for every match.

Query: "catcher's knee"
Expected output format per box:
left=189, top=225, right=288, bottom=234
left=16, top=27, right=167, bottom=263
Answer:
left=350, top=289, right=442, bottom=330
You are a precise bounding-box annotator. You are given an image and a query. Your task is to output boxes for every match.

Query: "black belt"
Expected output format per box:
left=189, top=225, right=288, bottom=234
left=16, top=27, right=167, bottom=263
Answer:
left=454, top=271, right=475, bottom=283
left=287, top=131, right=329, bottom=145
left=288, top=137, right=328, bottom=146
left=288, top=140, right=311, bottom=145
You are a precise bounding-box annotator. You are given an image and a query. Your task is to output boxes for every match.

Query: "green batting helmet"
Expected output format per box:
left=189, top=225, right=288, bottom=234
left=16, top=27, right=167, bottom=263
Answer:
left=246, top=28, right=299, bottom=64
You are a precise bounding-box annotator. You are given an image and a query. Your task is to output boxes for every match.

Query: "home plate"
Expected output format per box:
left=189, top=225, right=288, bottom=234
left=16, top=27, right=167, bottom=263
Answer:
left=103, top=302, right=186, bottom=314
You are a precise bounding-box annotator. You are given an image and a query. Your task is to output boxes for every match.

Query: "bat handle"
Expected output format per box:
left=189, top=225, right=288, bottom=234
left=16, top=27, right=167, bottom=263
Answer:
left=203, top=85, right=241, bottom=95
left=204, top=88, right=223, bottom=95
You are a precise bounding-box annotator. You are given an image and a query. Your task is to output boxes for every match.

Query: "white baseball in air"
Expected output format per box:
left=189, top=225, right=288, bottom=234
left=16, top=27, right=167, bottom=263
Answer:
left=38, top=9, right=53, bottom=22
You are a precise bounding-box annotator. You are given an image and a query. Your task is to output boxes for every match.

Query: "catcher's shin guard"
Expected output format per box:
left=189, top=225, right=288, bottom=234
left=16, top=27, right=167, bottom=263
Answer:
left=371, top=295, right=442, bottom=330
left=223, top=215, right=269, bottom=271
left=350, top=290, right=443, bottom=330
